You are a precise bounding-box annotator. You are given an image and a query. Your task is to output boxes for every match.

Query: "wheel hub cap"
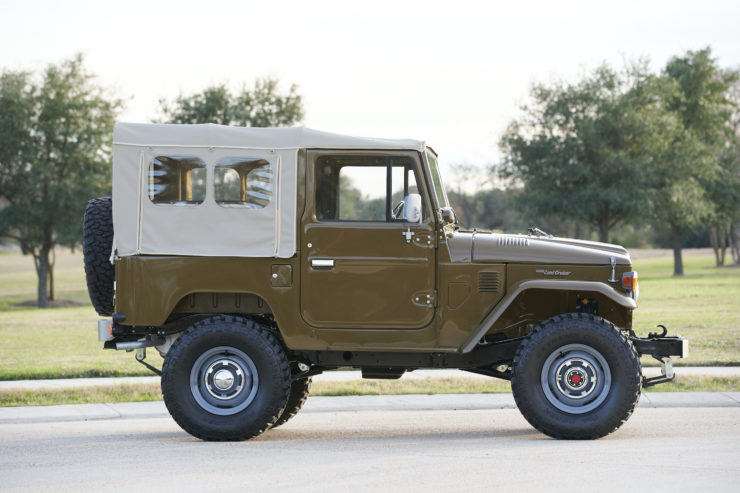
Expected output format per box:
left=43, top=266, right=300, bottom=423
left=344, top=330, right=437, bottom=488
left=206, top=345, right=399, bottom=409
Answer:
left=189, top=347, right=259, bottom=416
left=557, top=359, right=597, bottom=397
left=540, top=344, right=612, bottom=414
left=210, top=364, right=238, bottom=392
left=213, top=369, right=234, bottom=390
left=565, top=367, right=586, bottom=388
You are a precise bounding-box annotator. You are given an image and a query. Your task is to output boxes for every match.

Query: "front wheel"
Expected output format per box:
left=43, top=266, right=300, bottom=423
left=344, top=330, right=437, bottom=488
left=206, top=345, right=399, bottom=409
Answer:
left=511, top=313, right=642, bottom=439
left=161, top=316, right=291, bottom=441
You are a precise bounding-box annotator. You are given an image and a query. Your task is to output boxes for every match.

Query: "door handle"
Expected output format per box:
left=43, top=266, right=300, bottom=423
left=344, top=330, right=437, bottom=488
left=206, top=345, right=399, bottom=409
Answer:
left=311, top=259, right=334, bottom=268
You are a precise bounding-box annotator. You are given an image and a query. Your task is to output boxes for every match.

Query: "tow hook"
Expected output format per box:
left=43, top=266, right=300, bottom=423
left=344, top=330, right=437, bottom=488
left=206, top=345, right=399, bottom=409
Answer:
left=648, top=324, right=668, bottom=338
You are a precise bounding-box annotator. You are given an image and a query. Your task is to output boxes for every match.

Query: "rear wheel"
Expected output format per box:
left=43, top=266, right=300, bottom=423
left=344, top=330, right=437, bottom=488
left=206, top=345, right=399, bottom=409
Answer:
left=271, top=376, right=312, bottom=428
left=161, top=316, right=291, bottom=441
left=511, top=313, right=642, bottom=439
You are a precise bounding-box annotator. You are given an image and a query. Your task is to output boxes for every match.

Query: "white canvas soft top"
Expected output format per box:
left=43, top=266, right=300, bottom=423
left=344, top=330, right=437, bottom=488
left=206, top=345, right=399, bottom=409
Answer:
left=113, top=123, right=425, bottom=151
left=112, top=123, right=426, bottom=259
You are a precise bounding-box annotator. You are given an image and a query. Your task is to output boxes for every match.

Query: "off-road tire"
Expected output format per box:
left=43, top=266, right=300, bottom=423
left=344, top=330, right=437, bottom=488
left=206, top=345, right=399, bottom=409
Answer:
left=82, top=197, right=115, bottom=316
left=271, top=376, right=312, bottom=428
left=161, top=316, right=291, bottom=441
left=511, top=313, right=642, bottom=439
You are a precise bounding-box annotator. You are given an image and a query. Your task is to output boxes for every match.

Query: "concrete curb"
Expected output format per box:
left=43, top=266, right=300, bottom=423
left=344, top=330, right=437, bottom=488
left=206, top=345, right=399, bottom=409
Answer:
left=1, top=392, right=738, bottom=425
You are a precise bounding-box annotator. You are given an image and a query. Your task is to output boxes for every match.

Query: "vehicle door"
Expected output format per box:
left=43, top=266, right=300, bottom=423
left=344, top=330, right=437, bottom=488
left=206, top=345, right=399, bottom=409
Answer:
left=300, top=150, right=436, bottom=329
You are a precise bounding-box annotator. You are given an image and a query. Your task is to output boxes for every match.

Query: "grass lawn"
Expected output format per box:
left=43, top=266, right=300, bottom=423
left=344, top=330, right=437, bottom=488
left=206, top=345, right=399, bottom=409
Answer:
left=0, top=247, right=738, bottom=382
left=0, top=249, right=152, bottom=379
left=631, top=251, right=740, bottom=366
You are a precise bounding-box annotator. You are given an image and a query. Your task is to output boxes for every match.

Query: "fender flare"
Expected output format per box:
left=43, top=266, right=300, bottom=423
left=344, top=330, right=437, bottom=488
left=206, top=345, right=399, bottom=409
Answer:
left=460, top=280, right=636, bottom=353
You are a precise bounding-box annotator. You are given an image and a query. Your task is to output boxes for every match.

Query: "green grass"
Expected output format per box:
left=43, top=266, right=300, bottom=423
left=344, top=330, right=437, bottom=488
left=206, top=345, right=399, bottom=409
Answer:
left=0, top=248, right=737, bottom=383
left=631, top=253, right=740, bottom=366
left=1, top=375, right=737, bottom=407
left=0, top=383, right=163, bottom=407
left=0, top=248, right=91, bottom=311
left=0, top=306, right=154, bottom=379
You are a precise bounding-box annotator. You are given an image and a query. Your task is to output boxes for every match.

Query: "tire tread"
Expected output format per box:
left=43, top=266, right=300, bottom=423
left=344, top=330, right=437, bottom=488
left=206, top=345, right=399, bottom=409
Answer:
left=272, top=376, right=312, bottom=428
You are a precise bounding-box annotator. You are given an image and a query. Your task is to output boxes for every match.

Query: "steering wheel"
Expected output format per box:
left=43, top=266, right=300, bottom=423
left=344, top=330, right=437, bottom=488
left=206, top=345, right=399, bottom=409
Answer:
left=392, top=200, right=405, bottom=219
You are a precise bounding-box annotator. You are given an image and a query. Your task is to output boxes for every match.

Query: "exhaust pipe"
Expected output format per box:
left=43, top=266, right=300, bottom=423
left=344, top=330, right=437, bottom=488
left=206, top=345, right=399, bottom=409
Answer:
left=115, top=335, right=165, bottom=351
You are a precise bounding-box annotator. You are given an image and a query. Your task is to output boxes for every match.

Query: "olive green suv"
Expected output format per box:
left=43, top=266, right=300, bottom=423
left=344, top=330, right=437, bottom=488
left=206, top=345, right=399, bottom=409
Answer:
left=83, top=123, right=687, bottom=441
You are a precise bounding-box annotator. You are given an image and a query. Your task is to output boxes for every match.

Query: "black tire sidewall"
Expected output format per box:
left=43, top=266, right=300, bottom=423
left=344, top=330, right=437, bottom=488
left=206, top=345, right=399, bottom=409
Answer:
left=512, top=315, right=641, bottom=439
left=162, top=318, right=290, bottom=441
left=82, top=197, right=114, bottom=316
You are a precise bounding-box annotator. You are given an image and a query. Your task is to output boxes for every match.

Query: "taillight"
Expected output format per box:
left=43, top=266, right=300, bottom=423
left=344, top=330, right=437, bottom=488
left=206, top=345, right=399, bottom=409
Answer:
left=622, top=271, right=639, bottom=300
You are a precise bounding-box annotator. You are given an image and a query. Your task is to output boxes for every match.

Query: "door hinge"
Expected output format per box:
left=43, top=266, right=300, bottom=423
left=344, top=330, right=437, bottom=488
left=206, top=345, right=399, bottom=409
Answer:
left=412, top=232, right=437, bottom=248
left=413, top=290, right=437, bottom=307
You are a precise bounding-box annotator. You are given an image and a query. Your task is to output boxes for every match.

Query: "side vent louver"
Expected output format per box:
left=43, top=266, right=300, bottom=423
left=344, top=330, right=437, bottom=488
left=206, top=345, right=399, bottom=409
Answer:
left=478, top=271, right=500, bottom=292
left=495, top=235, right=530, bottom=247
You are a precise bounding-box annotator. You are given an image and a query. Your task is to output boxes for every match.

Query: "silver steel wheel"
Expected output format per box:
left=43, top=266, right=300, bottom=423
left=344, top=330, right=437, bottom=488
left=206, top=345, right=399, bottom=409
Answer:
left=189, top=346, right=259, bottom=416
left=540, top=343, right=612, bottom=414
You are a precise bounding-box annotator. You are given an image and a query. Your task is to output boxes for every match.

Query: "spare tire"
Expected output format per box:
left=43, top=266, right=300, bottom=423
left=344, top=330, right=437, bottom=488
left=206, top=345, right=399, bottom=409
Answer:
left=83, top=197, right=115, bottom=316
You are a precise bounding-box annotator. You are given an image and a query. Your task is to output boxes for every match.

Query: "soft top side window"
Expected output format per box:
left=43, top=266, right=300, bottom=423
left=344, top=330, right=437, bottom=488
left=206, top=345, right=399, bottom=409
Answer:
left=148, top=155, right=206, bottom=206
left=214, top=157, right=272, bottom=209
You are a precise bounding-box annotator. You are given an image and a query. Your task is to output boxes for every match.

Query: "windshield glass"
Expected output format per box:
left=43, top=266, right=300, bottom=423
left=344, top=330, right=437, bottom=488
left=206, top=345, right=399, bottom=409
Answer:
left=425, top=149, right=449, bottom=209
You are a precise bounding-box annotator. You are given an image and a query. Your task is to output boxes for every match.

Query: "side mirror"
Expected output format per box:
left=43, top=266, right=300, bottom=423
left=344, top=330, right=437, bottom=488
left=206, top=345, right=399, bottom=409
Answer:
left=404, top=193, right=422, bottom=223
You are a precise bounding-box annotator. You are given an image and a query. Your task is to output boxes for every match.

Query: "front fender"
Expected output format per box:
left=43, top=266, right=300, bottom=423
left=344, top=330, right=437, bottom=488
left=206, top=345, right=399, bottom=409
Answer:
left=459, top=280, right=636, bottom=353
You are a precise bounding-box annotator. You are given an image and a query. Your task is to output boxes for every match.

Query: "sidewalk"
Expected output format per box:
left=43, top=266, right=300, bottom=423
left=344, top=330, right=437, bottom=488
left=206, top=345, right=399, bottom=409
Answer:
left=0, top=392, right=738, bottom=425
left=0, top=367, right=737, bottom=390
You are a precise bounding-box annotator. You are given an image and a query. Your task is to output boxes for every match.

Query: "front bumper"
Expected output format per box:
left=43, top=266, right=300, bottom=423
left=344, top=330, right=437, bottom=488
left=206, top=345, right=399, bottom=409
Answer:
left=630, top=329, right=688, bottom=387
left=631, top=335, right=688, bottom=359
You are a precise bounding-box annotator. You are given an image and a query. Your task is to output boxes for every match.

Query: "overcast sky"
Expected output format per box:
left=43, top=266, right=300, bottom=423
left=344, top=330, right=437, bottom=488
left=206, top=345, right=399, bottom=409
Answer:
left=2, top=0, right=739, bottom=176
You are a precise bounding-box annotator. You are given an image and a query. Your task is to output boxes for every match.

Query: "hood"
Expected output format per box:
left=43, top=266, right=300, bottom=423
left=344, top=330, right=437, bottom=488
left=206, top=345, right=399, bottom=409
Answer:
left=447, top=232, right=631, bottom=265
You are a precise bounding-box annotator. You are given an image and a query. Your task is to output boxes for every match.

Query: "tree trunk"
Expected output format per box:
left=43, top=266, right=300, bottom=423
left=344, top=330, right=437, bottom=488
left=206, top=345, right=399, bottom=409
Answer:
left=36, top=246, right=51, bottom=308
left=48, top=247, right=56, bottom=301
left=710, top=226, right=726, bottom=266
left=597, top=220, right=609, bottom=244
left=710, top=227, right=721, bottom=266
left=731, top=222, right=740, bottom=265
left=671, top=225, right=684, bottom=276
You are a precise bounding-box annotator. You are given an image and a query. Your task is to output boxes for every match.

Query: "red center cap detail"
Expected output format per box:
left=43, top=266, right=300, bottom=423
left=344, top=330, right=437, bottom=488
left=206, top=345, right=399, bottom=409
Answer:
left=568, top=371, right=584, bottom=387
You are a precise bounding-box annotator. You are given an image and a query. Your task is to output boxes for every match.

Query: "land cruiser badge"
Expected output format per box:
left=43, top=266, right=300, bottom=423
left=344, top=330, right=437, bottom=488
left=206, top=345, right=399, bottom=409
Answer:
left=535, top=269, right=572, bottom=276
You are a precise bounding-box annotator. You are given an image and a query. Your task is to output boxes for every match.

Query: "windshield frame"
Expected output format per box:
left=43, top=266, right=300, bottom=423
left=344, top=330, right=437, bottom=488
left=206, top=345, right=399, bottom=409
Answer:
left=424, top=148, right=450, bottom=211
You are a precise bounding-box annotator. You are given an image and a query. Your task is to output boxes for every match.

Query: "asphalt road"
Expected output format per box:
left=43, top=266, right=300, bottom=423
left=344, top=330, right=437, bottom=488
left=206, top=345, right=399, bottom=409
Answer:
left=1, top=400, right=738, bottom=492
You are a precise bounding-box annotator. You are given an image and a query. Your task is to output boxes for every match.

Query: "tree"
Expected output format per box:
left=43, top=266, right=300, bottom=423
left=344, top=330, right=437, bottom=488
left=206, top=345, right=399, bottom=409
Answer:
left=498, top=63, right=676, bottom=243
left=157, top=77, right=304, bottom=127
left=0, top=55, right=121, bottom=307
left=446, top=163, right=491, bottom=229
left=705, top=69, right=740, bottom=266
left=726, top=72, right=740, bottom=265
left=655, top=48, right=736, bottom=274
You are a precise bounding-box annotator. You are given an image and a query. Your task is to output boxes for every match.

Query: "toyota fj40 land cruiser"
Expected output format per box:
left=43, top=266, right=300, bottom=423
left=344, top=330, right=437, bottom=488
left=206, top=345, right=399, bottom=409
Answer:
left=84, top=123, right=688, bottom=441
